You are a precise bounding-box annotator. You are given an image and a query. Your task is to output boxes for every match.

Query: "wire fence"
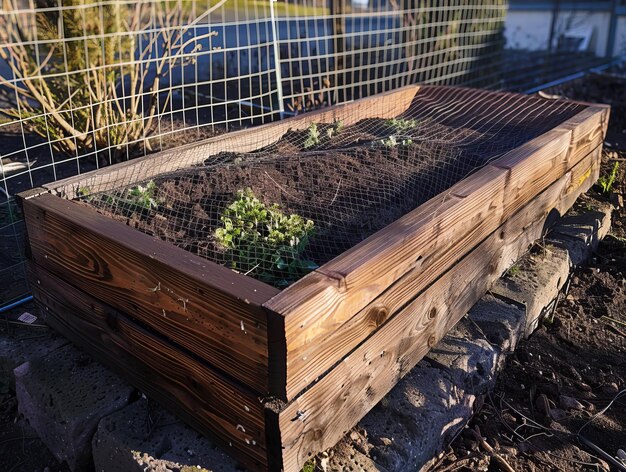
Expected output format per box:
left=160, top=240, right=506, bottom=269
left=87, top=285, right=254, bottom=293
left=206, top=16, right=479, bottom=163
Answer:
left=0, top=0, right=623, bottom=305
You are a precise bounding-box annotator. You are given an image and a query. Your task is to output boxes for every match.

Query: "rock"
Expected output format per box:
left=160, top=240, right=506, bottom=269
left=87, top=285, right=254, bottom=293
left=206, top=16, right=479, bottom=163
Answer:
left=599, top=382, right=619, bottom=395
left=0, top=320, right=67, bottom=389
left=14, top=344, right=133, bottom=471
left=559, top=395, right=584, bottom=411
left=535, top=394, right=551, bottom=416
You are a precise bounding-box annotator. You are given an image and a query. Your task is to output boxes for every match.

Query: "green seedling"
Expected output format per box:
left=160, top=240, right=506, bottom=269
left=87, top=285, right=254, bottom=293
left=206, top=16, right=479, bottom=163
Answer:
left=506, top=264, right=520, bottom=277
left=125, top=180, right=160, bottom=210
left=386, top=117, right=419, bottom=133
left=597, top=162, right=620, bottom=195
left=78, top=186, right=93, bottom=201
left=303, top=123, right=320, bottom=149
left=301, top=460, right=316, bottom=472
left=215, top=189, right=317, bottom=287
left=326, top=120, right=344, bottom=139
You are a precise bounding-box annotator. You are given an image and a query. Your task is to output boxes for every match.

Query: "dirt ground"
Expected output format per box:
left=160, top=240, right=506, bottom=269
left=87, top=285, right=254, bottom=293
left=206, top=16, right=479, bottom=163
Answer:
left=432, top=75, right=626, bottom=471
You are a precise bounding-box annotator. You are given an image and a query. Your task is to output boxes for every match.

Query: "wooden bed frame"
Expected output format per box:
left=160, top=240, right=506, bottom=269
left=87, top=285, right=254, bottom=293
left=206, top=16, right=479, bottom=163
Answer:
left=18, top=86, right=609, bottom=471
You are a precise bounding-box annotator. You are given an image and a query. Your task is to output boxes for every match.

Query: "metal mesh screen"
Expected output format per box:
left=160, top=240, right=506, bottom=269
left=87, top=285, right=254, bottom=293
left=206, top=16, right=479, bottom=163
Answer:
left=77, top=87, right=585, bottom=288
left=1, top=0, right=512, bottom=304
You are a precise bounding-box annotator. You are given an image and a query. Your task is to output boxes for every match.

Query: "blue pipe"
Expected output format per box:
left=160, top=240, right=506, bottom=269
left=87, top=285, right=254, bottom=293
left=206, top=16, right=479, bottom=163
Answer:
left=0, top=295, right=33, bottom=314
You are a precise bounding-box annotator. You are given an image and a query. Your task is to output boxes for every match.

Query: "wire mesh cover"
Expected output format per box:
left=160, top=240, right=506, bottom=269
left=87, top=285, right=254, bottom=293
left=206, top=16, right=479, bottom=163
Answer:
left=79, top=87, right=585, bottom=288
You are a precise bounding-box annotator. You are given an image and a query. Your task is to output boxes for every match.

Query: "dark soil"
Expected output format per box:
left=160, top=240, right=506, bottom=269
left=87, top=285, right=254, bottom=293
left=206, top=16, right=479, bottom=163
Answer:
left=433, top=72, right=626, bottom=472
left=83, top=88, right=586, bottom=287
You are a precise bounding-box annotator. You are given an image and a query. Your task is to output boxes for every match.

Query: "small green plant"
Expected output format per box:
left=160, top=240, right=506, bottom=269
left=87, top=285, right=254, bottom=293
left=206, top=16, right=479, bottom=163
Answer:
left=215, top=189, right=317, bottom=287
left=301, top=460, right=316, bottom=472
left=379, top=135, right=413, bottom=148
left=326, top=120, right=343, bottom=139
left=124, top=180, right=160, bottom=210
left=506, top=264, right=520, bottom=277
left=386, top=118, right=419, bottom=133
left=303, top=123, right=321, bottom=149
left=78, top=187, right=93, bottom=201
left=597, top=162, right=620, bottom=195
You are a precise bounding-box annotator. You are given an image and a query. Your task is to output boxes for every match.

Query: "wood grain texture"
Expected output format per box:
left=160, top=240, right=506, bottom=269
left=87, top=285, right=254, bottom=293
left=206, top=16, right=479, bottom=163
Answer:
left=44, top=86, right=420, bottom=199
left=265, top=105, right=606, bottom=400
left=556, top=105, right=610, bottom=168
left=22, top=194, right=280, bottom=394
left=275, top=145, right=602, bottom=472
left=28, top=262, right=269, bottom=471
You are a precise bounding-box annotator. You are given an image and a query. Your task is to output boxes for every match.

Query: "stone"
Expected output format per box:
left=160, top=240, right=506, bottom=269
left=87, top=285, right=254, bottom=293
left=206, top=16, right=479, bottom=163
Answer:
left=490, top=245, right=571, bottom=337
left=325, top=318, right=505, bottom=472
left=14, top=344, right=134, bottom=471
left=93, top=397, right=239, bottom=472
left=0, top=318, right=67, bottom=390
left=467, top=294, right=526, bottom=354
left=548, top=202, right=612, bottom=267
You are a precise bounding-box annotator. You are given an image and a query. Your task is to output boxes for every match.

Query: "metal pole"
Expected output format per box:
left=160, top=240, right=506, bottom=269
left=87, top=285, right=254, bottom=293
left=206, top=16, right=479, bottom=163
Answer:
left=607, top=0, right=620, bottom=57
left=548, top=0, right=561, bottom=53
left=269, top=0, right=286, bottom=119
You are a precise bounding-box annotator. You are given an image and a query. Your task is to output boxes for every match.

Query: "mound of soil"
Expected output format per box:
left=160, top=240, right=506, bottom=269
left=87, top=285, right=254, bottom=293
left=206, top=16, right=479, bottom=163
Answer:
left=83, top=89, right=585, bottom=287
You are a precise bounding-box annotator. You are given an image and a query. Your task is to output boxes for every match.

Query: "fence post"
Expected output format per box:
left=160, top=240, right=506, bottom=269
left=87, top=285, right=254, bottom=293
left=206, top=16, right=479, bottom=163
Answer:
left=607, top=0, right=619, bottom=57
left=330, top=0, right=346, bottom=104
left=269, top=0, right=286, bottom=119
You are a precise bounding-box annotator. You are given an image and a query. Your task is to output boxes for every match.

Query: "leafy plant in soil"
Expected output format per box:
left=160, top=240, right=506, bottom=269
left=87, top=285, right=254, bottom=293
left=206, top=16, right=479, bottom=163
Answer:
left=326, top=120, right=344, bottom=139
left=386, top=118, right=419, bottom=133
left=215, top=189, right=317, bottom=287
left=597, top=161, right=620, bottom=194
left=303, top=123, right=321, bottom=149
left=123, top=180, right=160, bottom=211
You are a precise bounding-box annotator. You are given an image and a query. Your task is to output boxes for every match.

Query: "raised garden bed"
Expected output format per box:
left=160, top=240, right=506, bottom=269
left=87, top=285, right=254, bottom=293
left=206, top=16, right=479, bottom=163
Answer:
left=18, top=86, right=609, bottom=471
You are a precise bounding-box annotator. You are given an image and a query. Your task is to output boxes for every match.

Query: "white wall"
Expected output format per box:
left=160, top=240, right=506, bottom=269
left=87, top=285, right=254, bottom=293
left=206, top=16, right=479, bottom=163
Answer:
left=553, top=11, right=610, bottom=57
left=504, top=11, right=553, bottom=50
left=504, top=9, right=612, bottom=57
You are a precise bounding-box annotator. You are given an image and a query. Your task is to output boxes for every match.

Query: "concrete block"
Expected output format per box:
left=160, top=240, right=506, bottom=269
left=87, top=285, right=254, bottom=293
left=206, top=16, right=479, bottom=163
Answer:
left=93, top=397, right=239, bottom=472
left=548, top=202, right=612, bottom=266
left=467, top=294, right=526, bottom=354
left=425, top=319, right=500, bottom=395
left=325, top=318, right=505, bottom=472
left=490, top=245, right=571, bottom=336
left=14, top=344, right=134, bottom=471
left=0, top=321, right=67, bottom=390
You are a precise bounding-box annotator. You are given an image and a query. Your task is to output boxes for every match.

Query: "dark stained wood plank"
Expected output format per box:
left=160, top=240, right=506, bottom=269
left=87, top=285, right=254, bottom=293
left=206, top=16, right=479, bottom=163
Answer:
left=28, top=262, right=269, bottom=471
left=274, top=144, right=602, bottom=472
left=22, top=194, right=280, bottom=393
left=44, top=86, right=420, bottom=199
